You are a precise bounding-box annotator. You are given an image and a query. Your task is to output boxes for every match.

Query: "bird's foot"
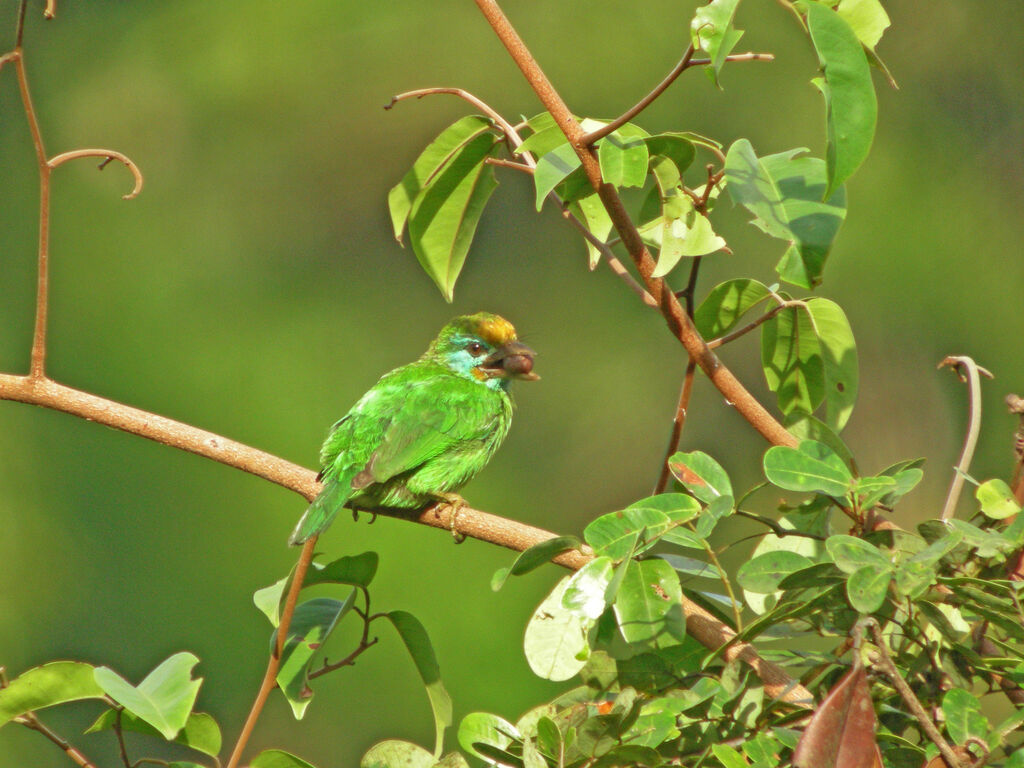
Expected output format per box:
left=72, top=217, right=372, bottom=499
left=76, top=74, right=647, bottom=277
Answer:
left=432, top=492, right=468, bottom=543
left=350, top=507, right=378, bottom=524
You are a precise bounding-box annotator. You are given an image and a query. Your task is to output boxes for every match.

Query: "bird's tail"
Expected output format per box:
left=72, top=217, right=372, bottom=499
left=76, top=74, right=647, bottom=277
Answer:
left=289, top=480, right=347, bottom=546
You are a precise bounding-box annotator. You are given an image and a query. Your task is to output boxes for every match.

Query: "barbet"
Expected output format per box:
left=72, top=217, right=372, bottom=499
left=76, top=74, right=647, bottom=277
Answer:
left=289, top=312, right=538, bottom=545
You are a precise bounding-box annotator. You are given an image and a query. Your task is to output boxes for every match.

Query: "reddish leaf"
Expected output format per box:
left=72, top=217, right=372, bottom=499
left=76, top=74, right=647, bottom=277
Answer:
left=793, top=664, right=882, bottom=768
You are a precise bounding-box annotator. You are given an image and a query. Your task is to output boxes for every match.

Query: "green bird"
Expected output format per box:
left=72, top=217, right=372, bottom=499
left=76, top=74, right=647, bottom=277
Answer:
left=289, top=312, right=538, bottom=545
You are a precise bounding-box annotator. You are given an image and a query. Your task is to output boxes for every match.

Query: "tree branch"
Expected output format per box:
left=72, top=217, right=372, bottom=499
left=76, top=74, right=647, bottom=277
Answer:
left=471, top=0, right=797, bottom=449
left=938, top=355, right=993, bottom=520
left=0, top=372, right=810, bottom=705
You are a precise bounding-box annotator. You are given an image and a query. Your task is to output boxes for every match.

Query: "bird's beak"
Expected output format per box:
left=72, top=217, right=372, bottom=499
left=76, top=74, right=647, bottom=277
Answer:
left=480, top=341, right=539, bottom=381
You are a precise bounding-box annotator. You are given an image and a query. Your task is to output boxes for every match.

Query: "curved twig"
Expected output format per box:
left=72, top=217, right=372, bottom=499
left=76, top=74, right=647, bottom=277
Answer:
left=49, top=149, right=144, bottom=199
left=938, top=356, right=993, bottom=520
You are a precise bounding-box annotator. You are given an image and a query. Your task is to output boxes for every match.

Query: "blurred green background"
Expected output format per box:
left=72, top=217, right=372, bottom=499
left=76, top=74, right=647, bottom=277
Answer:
left=1, top=0, right=1022, bottom=765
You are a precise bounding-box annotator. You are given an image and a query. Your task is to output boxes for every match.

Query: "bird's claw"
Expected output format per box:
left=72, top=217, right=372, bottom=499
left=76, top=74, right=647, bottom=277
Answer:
left=433, top=493, right=467, bottom=543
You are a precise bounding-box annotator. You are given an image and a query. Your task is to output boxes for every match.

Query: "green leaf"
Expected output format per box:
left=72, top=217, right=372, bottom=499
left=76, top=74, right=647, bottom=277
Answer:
left=806, top=298, right=858, bottom=431
left=942, top=688, right=989, bottom=746
left=710, top=743, right=749, bottom=768
left=627, top=493, right=702, bottom=524
left=252, top=748, right=319, bottom=768
left=826, top=535, right=891, bottom=574
left=94, top=652, right=202, bottom=741
left=407, top=132, right=499, bottom=302
left=534, top=143, right=582, bottom=210
left=0, top=661, right=104, bottom=729
left=361, top=740, right=435, bottom=768
left=645, top=133, right=696, bottom=188
left=836, top=0, right=890, bottom=50
left=386, top=611, right=453, bottom=757
left=804, top=1, right=878, bottom=198
left=492, top=535, right=583, bottom=591
left=275, top=595, right=353, bottom=719
left=783, top=411, right=854, bottom=466
left=737, top=551, right=815, bottom=594
left=649, top=192, right=726, bottom=278
left=694, top=278, right=772, bottom=339
left=762, top=304, right=825, bottom=417
left=584, top=507, right=672, bottom=560
left=524, top=576, right=590, bottom=681
left=850, top=475, right=897, bottom=509
left=666, top=451, right=733, bottom=503
left=613, top=559, right=686, bottom=648
left=976, top=478, right=1022, bottom=520
left=85, top=710, right=221, bottom=757
left=597, top=124, right=649, bottom=188
left=389, top=116, right=494, bottom=243
left=763, top=440, right=852, bottom=497
left=724, top=141, right=846, bottom=288
left=255, top=552, right=379, bottom=626
left=458, top=712, right=519, bottom=764
left=690, top=0, right=744, bottom=88
left=563, top=556, right=614, bottom=620
left=655, top=554, right=721, bottom=580
left=571, top=193, right=613, bottom=269
left=845, top=564, right=891, bottom=612
left=517, top=112, right=568, bottom=157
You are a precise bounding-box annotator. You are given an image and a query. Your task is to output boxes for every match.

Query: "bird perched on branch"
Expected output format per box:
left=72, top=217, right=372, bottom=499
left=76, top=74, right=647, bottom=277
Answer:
left=289, top=312, right=538, bottom=545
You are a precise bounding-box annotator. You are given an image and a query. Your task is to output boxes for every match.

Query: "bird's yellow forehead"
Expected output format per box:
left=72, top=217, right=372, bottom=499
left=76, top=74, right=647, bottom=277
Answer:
left=473, top=315, right=518, bottom=346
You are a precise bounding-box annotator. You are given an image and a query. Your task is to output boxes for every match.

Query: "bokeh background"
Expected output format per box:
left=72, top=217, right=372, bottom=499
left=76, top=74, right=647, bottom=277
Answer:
left=1, top=0, right=1022, bottom=765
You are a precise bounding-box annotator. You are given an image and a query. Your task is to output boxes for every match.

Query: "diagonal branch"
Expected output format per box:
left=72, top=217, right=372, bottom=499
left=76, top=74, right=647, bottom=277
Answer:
left=472, top=0, right=797, bottom=449
left=938, top=355, right=993, bottom=520
left=0, top=371, right=811, bottom=705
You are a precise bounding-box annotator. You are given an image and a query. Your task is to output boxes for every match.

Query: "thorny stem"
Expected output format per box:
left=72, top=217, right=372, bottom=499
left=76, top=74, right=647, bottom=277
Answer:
left=938, top=356, right=993, bottom=520
left=865, top=619, right=966, bottom=768
left=472, top=0, right=797, bottom=449
left=225, top=537, right=317, bottom=768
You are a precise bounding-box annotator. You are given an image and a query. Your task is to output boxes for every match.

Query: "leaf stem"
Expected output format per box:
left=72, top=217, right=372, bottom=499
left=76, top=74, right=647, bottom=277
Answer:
left=16, top=712, right=99, bottom=768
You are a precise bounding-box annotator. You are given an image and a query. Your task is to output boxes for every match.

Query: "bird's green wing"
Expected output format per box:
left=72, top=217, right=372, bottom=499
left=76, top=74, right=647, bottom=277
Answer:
left=361, top=374, right=500, bottom=485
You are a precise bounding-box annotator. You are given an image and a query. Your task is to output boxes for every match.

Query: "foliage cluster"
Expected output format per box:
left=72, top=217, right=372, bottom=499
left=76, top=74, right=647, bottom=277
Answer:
left=2, top=2, right=1023, bottom=768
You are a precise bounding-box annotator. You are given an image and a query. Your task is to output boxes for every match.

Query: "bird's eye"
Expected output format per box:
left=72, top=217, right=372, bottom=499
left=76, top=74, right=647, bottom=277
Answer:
left=466, top=341, right=485, bottom=356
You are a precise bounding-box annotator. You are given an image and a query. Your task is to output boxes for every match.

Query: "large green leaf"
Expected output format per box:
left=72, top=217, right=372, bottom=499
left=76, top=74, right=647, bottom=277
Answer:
left=693, top=278, right=772, bottom=339
left=737, top=551, right=815, bottom=594
left=613, top=559, right=686, bottom=648
left=562, top=556, right=614, bottom=620
left=806, top=298, right=858, bottom=432
left=597, top=124, right=649, bottom=188
left=457, top=712, right=519, bottom=764
left=570, top=193, right=614, bottom=269
left=976, top=479, right=1022, bottom=520
left=763, top=440, right=852, bottom=497
left=386, top=611, right=453, bottom=757
left=254, top=551, right=379, bottom=626
left=388, top=115, right=494, bottom=241
left=361, top=740, right=435, bottom=768
left=94, top=653, right=202, bottom=741
left=0, top=662, right=104, bottom=728
left=666, top=451, right=733, bottom=503
left=252, top=749, right=319, bottom=768
left=534, top=143, right=583, bottom=210
left=837, top=0, right=890, bottom=50
left=492, top=535, right=583, bottom=591
left=275, top=595, right=354, bottom=719
left=690, top=0, right=744, bottom=87
left=804, top=1, right=878, bottom=198
left=942, top=688, right=989, bottom=746
left=825, top=535, right=891, bottom=574
left=648, top=191, right=726, bottom=277
left=524, top=575, right=590, bottom=681
left=407, top=132, right=500, bottom=302
left=724, top=140, right=846, bottom=288
left=85, top=710, right=221, bottom=757
left=584, top=506, right=676, bottom=560
left=762, top=304, right=825, bottom=417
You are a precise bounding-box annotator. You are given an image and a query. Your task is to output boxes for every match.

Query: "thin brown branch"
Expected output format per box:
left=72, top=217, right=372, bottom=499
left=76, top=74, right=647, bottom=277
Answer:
left=16, top=712, right=99, bottom=768
left=49, top=149, right=144, bottom=199
left=114, top=709, right=133, bottom=768
left=581, top=49, right=773, bottom=146
left=484, top=156, right=533, bottom=173
left=226, top=537, right=317, bottom=768
left=938, top=356, right=993, bottom=520
left=472, top=0, right=797, bottom=449
left=707, top=298, right=806, bottom=350
left=654, top=358, right=697, bottom=494
left=581, top=45, right=696, bottom=145
left=866, top=619, right=965, bottom=768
